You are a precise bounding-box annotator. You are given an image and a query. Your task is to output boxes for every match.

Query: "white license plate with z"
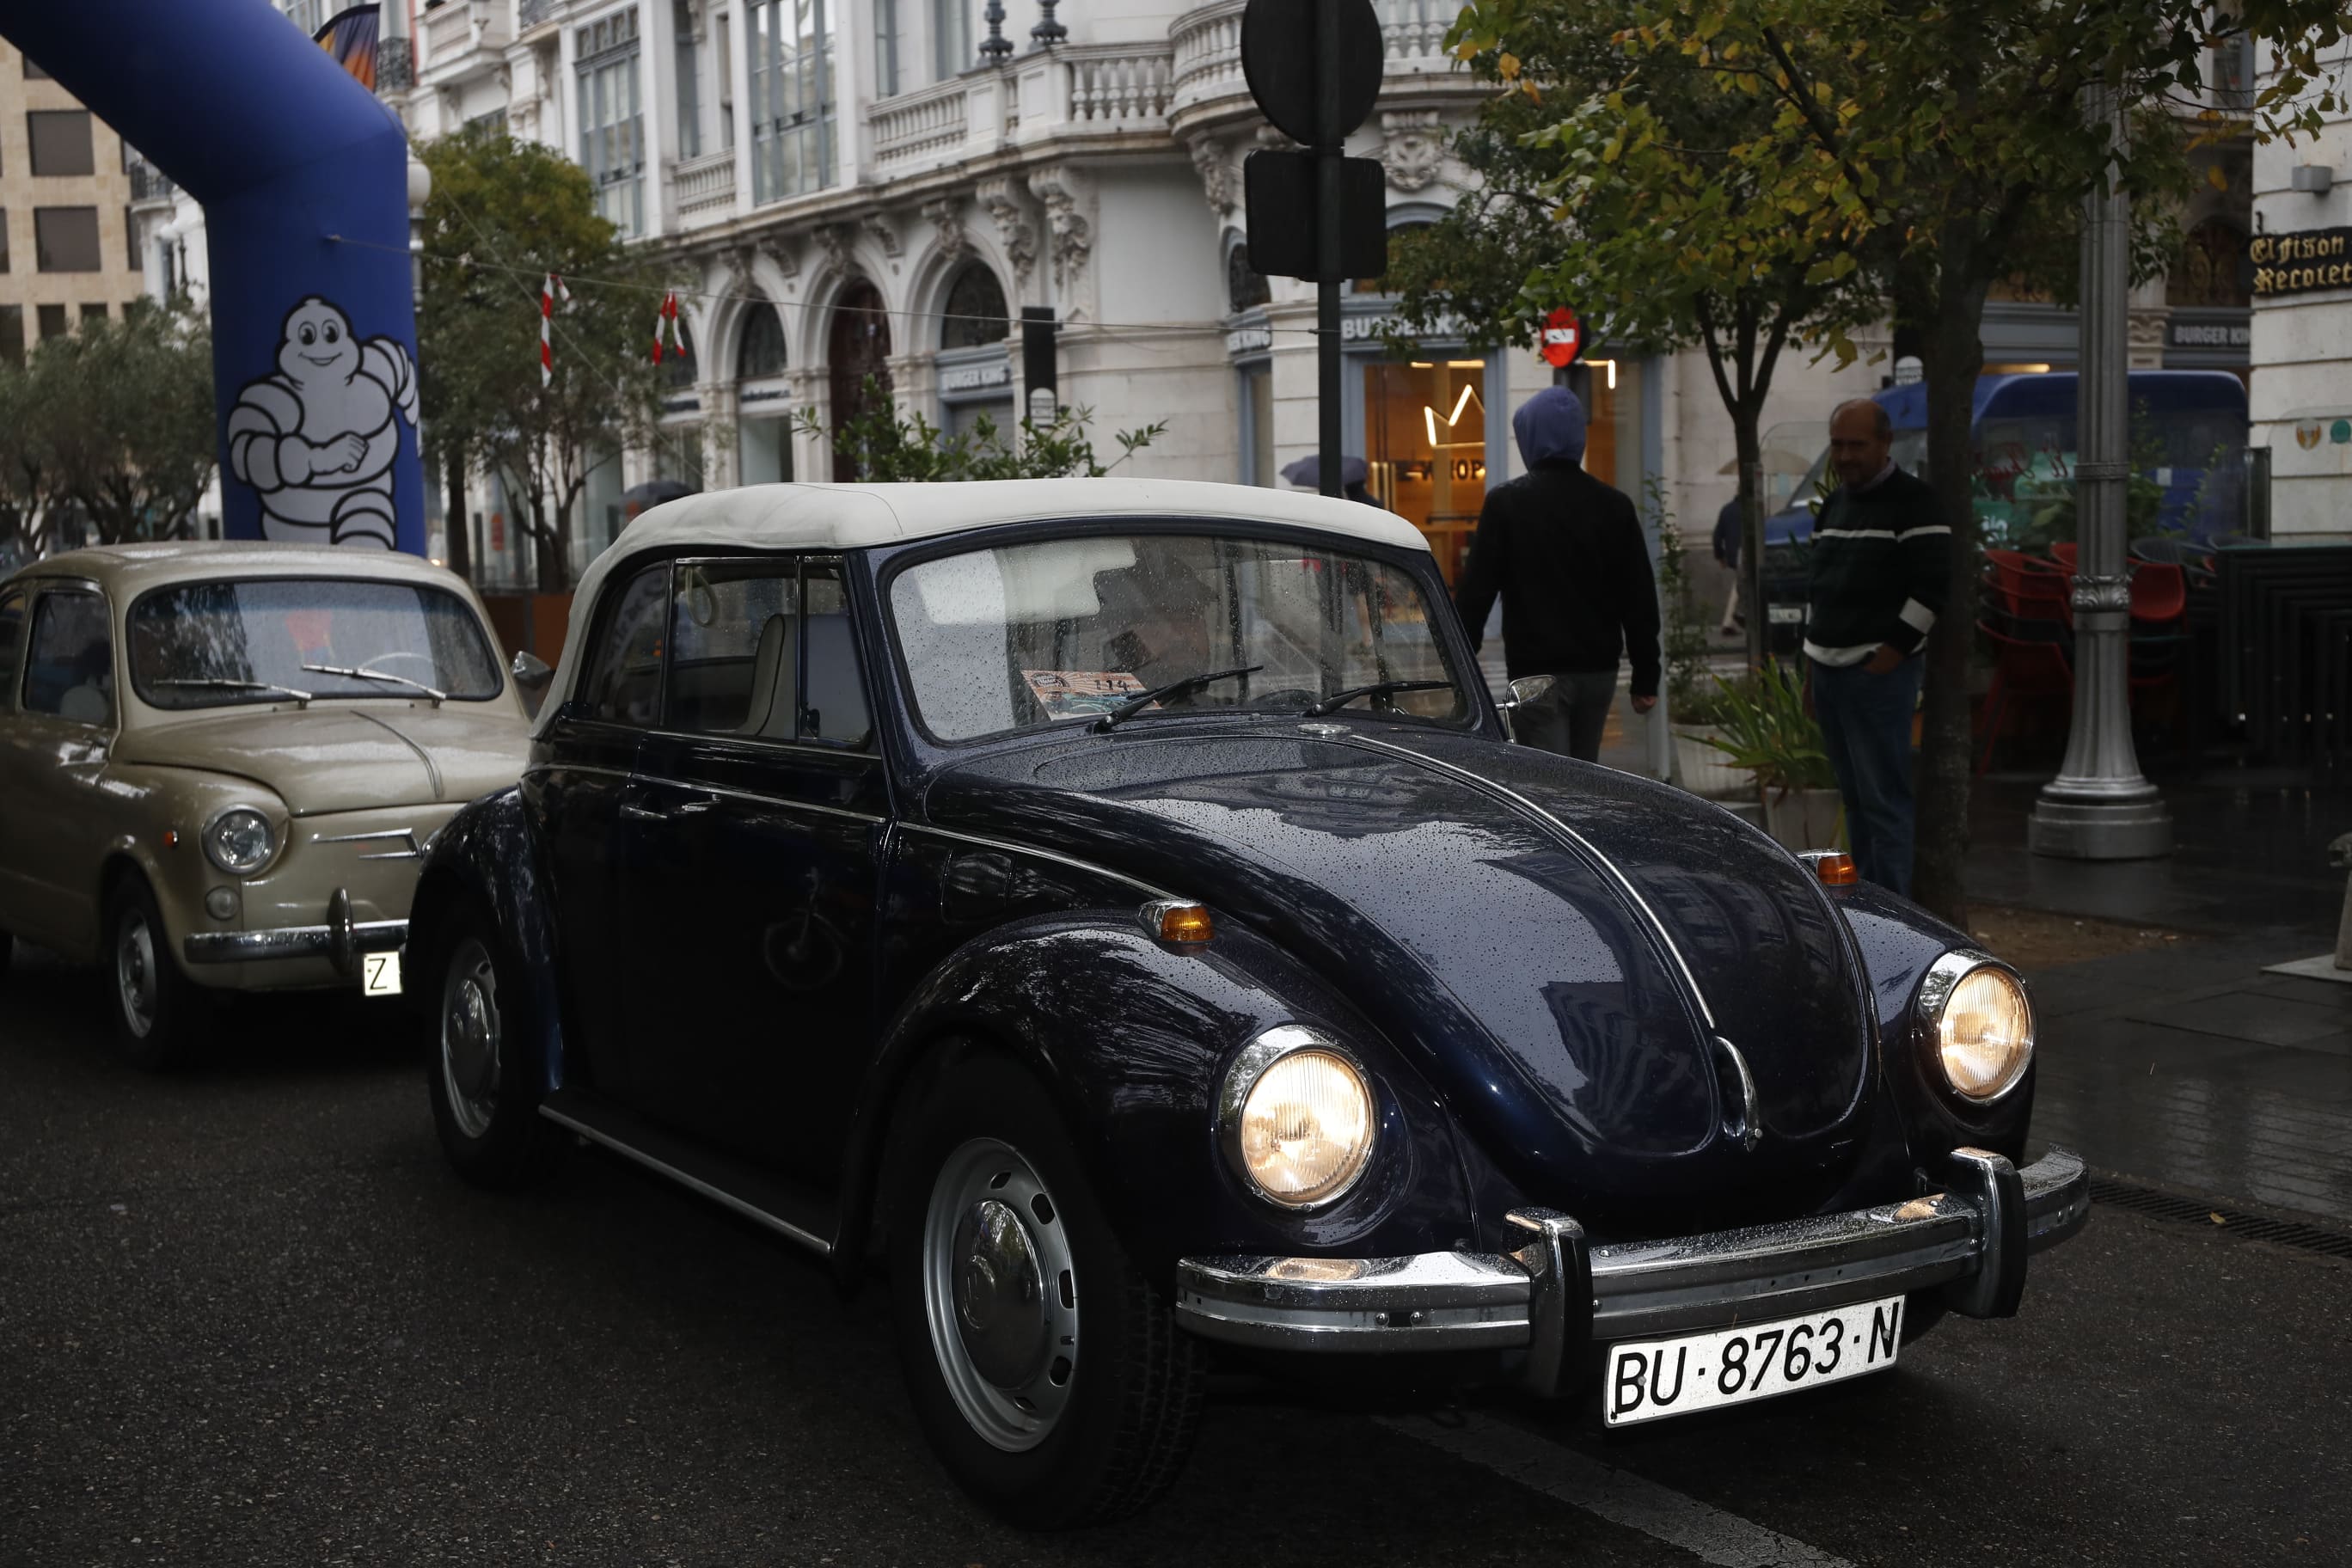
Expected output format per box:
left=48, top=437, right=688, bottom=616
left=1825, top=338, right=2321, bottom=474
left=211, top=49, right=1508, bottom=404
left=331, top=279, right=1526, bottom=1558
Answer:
left=1603, top=1295, right=1903, bottom=1426
left=361, top=951, right=403, bottom=998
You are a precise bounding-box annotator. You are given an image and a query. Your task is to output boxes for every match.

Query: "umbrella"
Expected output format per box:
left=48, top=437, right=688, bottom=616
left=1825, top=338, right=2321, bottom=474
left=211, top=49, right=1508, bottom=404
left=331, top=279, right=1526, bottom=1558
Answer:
left=1280, top=454, right=1370, bottom=490
left=622, top=479, right=696, bottom=518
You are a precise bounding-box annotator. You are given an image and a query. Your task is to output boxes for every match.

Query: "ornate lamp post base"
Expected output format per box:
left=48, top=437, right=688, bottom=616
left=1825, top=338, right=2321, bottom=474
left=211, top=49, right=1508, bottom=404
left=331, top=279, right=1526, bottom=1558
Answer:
left=2028, top=787, right=2173, bottom=860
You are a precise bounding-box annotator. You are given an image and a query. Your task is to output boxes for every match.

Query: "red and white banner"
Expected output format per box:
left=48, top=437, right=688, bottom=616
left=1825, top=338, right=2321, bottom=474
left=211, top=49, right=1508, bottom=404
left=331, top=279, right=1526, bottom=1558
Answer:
left=540, top=273, right=572, bottom=388
left=652, top=291, right=689, bottom=365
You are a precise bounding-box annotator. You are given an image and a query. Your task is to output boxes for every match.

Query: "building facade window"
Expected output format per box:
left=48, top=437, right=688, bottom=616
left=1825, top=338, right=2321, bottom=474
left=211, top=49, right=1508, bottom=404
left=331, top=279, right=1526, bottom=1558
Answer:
left=577, top=11, right=646, bottom=236
left=747, top=0, right=834, bottom=205
left=874, top=0, right=902, bottom=97
left=34, top=206, right=101, bottom=273
left=0, top=305, right=22, bottom=366
left=1227, top=243, right=1271, bottom=313
left=37, top=303, right=69, bottom=340
left=940, top=262, right=1008, bottom=350
left=27, top=110, right=95, bottom=178
left=0, top=209, right=9, bottom=274
left=737, top=301, right=793, bottom=485
left=2171, top=218, right=2251, bottom=308
left=932, top=0, right=971, bottom=81
left=81, top=303, right=108, bottom=326
left=673, top=0, right=702, bottom=159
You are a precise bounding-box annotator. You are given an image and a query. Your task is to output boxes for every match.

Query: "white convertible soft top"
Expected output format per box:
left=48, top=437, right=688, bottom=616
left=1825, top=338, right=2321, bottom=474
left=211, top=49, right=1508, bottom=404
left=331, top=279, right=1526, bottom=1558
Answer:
left=536, top=478, right=1433, bottom=734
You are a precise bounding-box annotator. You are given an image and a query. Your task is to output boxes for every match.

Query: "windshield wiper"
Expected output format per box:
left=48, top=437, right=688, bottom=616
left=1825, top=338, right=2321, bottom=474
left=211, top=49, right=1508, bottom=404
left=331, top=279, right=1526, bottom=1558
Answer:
left=1303, top=679, right=1454, bottom=717
left=299, top=662, right=447, bottom=704
left=153, top=677, right=313, bottom=705
left=1093, top=665, right=1265, bottom=732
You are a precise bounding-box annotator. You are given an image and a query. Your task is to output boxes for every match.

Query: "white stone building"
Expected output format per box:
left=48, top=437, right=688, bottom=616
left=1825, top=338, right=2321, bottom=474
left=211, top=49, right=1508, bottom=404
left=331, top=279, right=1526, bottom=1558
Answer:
left=2248, top=35, right=2352, bottom=540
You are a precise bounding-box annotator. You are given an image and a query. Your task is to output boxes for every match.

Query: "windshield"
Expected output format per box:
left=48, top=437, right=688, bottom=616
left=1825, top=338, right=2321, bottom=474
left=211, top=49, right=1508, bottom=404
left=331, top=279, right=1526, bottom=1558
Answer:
left=128, top=578, right=503, bottom=710
left=889, top=532, right=1469, bottom=742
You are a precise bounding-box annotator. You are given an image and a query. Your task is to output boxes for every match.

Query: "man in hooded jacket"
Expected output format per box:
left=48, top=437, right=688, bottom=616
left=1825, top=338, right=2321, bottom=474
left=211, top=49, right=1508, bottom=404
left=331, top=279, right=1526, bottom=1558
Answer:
left=1455, top=386, right=1661, bottom=762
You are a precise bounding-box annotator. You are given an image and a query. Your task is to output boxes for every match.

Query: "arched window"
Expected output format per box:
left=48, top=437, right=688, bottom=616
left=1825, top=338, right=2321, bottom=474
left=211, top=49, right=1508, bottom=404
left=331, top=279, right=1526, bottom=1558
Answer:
left=2171, top=219, right=2250, bottom=309
left=1227, top=243, right=1271, bottom=313
left=939, top=262, right=1008, bottom=350
left=737, top=301, right=787, bottom=380
left=664, top=318, right=698, bottom=388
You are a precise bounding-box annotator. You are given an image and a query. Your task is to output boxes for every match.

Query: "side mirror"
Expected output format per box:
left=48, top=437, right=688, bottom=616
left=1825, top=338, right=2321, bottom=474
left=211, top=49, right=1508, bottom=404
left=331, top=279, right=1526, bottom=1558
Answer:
left=1495, top=674, right=1555, bottom=744
left=511, top=650, right=554, bottom=692
left=1804, top=493, right=1824, bottom=514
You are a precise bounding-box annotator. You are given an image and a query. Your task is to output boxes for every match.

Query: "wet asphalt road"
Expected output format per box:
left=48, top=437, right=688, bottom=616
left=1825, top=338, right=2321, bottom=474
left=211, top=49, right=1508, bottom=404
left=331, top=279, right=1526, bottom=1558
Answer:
left=3, top=945, right=2349, bottom=1568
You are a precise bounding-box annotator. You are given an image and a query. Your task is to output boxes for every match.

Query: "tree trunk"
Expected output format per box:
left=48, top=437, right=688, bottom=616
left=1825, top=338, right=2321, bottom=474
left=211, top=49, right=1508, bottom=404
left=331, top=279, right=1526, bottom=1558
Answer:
left=531, top=494, right=565, bottom=596
left=1735, top=407, right=1767, bottom=671
left=444, top=449, right=472, bottom=583
left=1911, top=266, right=1991, bottom=925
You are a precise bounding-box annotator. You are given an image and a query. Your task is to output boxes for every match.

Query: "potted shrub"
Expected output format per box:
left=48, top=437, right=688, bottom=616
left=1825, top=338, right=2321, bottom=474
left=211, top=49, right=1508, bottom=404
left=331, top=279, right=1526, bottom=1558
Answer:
left=1699, top=660, right=1845, bottom=851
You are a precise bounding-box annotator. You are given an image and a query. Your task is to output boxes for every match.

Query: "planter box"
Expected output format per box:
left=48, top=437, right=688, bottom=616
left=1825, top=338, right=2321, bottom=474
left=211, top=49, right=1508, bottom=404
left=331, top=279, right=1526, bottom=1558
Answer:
left=1763, top=787, right=1844, bottom=852
left=1673, top=726, right=1749, bottom=799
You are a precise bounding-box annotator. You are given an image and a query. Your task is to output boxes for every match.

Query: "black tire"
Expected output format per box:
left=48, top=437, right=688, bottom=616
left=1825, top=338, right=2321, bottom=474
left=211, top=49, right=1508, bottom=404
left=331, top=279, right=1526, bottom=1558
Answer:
left=102, top=873, right=207, bottom=1070
left=424, top=903, right=563, bottom=1189
left=886, top=1050, right=1206, bottom=1528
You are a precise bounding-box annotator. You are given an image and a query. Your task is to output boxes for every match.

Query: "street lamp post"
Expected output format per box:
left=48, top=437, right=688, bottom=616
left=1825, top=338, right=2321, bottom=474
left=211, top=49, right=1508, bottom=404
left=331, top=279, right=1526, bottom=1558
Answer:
left=2028, top=83, right=2173, bottom=861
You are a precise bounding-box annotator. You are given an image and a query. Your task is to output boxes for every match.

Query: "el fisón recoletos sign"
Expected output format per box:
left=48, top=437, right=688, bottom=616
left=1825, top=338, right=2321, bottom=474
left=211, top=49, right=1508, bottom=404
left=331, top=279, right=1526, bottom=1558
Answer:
left=2250, top=228, right=2352, bottom=297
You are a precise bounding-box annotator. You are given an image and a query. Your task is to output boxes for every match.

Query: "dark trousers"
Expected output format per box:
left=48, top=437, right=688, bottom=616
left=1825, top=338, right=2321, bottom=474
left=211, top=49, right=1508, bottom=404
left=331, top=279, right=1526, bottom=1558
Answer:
left=1518, top=671, right=1619, bottom=763
left=1810, top=656, right=1925, bottom=896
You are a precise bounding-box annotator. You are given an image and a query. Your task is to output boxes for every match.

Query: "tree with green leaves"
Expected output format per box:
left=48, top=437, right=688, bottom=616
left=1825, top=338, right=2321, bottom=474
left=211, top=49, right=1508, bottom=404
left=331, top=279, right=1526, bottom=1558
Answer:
left=1384, top=0, right=1884, bottom=671
left=417, top=126, right=673, bottom=591
left=0, top=303, right=216, bottom=554
left=796, top=379, right=1167, bottom=482
left=1439, top=0, right=2347, bottom=922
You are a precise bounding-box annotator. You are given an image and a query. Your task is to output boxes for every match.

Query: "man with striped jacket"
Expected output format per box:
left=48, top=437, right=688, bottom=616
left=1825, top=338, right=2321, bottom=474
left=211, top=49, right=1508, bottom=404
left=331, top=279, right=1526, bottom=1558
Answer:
left=1804, top=399, right=1951, bottom=897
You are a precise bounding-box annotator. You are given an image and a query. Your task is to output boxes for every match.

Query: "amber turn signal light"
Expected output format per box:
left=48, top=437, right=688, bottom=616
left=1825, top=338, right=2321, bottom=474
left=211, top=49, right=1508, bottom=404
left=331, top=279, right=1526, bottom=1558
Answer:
left=1141, top=899, right=1216, bottom=944
left=1812, top=852, right=1859, bottom=887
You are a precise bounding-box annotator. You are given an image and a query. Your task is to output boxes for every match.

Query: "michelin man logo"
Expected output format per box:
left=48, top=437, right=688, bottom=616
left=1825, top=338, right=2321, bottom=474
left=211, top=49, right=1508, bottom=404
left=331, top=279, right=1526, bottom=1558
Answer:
left=227, top=297, right=418, bottom=549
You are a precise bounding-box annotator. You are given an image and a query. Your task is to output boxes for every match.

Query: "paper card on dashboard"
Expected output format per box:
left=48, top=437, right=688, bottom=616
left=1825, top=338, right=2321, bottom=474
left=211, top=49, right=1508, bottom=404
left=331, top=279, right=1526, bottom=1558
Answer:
left=1023, top=669, right=1151, bottom=721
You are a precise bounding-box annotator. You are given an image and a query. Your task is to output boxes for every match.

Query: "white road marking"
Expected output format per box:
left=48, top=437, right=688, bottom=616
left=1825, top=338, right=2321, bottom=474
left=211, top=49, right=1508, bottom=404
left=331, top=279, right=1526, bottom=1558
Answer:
left=1378, top=1412, right=1854, bottom=1568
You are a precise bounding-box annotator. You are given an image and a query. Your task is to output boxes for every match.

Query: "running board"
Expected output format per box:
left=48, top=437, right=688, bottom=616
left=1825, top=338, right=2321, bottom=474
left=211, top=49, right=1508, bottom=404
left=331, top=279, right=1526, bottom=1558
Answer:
left=539, top=1089, right=837, bottom=1257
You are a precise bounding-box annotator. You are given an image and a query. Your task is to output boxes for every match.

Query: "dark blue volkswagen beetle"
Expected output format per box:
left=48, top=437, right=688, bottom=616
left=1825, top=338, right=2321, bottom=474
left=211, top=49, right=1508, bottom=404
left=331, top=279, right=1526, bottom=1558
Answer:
left=409, top=478, right=2087, bottom=1527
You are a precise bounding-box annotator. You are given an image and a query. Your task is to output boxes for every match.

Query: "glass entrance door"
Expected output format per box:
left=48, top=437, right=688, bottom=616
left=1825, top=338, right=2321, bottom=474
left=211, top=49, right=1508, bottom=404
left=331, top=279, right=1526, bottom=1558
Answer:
left=1365, top=359, right=1487, bottom=586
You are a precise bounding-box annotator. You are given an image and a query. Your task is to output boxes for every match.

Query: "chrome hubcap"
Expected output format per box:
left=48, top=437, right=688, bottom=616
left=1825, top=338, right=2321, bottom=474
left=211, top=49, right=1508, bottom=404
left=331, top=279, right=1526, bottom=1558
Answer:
left=115, top=910, right=157, bottom=1038
left=922, top=1138, right=1079, bottom=1452
left=439, top=938, right=501, bottom=1140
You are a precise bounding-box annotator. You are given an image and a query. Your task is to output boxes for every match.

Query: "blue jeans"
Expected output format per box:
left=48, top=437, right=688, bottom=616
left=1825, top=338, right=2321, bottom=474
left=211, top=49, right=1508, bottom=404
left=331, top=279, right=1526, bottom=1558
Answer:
left=1810, top=656, right=1925, bottom=897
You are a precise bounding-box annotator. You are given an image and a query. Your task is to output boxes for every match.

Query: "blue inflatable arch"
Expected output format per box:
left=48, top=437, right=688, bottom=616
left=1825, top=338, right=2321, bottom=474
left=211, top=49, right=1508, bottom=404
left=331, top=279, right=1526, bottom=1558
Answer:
left=3, top=0, right=425, bottom=554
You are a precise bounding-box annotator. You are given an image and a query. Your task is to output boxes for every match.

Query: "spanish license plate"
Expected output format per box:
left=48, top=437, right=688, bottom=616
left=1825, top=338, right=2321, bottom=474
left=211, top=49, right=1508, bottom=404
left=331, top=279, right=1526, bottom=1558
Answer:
left=1767, top=604, right=1806, bottom=625
left=361, top=951, right=403, bottom=998
left=1602, top=1295, right=1903, bottom=1426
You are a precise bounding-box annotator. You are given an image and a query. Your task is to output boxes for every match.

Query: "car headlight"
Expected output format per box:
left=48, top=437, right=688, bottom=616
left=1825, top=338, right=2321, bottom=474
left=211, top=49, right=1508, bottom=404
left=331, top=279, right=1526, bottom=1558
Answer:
left=1219, top=1026, right=1375, bottom=1209
left=1923, top=956, right=2034, bottom=1103
left=202, top=807, right=278, bottom=876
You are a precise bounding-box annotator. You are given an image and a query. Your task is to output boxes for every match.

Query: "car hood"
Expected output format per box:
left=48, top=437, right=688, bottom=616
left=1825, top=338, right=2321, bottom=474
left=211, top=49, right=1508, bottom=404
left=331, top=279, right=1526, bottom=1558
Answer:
left=114, top=704, right=530, bottom=815
left=924, top=726, right=1879, bottom=1216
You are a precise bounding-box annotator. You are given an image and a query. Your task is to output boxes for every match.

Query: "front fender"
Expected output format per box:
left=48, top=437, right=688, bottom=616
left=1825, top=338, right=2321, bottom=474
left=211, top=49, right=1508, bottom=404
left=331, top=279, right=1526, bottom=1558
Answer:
left=833, top=912, right=1479, bottom=1292
left=1834, top=882, right=2034, bottom=1169
left=407, top=786, right=567, bottom=1094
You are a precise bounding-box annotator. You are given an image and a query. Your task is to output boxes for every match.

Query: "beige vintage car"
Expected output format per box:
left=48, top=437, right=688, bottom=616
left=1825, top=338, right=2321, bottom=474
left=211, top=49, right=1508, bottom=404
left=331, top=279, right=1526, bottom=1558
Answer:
left=0, top=542, right=536, bottom=1065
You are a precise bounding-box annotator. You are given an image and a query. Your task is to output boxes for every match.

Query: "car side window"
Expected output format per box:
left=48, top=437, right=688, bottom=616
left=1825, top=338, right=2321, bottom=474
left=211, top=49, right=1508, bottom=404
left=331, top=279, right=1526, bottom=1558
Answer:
left=800, top=562, right=872, bottom=750
left=0, top=587, right=25, bottom=711
left=667, top=560, right=799, bottom=737
left=21, top=589, right=114, bottom=726
left=575, top=564, right=670, bottom=726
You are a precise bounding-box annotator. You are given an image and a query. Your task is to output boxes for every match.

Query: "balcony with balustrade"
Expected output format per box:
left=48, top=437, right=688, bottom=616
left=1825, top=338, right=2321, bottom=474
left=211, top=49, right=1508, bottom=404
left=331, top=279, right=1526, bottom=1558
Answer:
left=419, top=0, right=515, bottom=87
left=1170, top=0, right=1465, bottom=134
left=667, top=148, right=742, bottom=229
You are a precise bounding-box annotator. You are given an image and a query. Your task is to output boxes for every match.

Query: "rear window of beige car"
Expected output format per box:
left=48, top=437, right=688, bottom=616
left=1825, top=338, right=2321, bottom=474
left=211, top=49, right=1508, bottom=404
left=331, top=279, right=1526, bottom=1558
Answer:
left=127, top=579, right=503, bottom=709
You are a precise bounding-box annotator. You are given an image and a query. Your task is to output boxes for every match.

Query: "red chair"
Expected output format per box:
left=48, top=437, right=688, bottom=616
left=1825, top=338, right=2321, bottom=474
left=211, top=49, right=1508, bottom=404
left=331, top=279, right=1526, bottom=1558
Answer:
left=1976, top=620, right=2073, bottom=774
left=1984, top=549, right=2072, bottom=627
left=2130, top=560, right=2186, bottom=627
left=2049, top=541, right=2079, bottom=572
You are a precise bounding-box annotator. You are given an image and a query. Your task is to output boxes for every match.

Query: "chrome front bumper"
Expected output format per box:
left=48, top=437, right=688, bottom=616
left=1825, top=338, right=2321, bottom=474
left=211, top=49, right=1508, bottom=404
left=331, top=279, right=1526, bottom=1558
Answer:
left=1174, top=1147, right=2091, bottom=1387
left=182, top=886, right=405, bottom=976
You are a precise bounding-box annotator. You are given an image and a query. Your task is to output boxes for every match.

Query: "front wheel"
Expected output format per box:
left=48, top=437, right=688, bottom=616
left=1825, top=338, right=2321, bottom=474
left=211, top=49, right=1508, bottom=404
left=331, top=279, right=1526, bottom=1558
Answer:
left=103, top=873, right=206, bottom=1069
left=425, top=907, right=562, bottom=1188
left=887, top=1051, right=1205, bottom=1528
